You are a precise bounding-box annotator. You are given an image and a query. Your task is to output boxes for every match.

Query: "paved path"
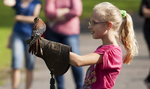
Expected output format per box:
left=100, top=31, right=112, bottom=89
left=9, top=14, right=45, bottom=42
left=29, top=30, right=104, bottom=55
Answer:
left=0, top=13, right=150, bottom=89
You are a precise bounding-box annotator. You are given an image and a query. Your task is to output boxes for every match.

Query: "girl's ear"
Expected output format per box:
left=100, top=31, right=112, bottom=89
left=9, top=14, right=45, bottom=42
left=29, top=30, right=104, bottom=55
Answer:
left=106, top=21, right=113, bottom=30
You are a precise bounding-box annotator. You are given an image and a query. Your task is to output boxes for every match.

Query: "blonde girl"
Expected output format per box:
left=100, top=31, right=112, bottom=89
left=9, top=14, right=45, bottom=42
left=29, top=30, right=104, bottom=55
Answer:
left=69, top=2, right=138, bottom=89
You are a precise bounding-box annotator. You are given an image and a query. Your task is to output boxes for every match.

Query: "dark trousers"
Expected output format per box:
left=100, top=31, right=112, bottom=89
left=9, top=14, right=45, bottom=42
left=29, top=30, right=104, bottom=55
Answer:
left=143, top=20, right=150, bottom=82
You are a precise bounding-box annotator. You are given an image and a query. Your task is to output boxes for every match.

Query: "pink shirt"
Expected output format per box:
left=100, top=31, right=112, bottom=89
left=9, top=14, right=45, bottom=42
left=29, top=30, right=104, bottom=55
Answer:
left=83, top=45, right=123, bottom=89
left=45, top=0, right=82, bottom=35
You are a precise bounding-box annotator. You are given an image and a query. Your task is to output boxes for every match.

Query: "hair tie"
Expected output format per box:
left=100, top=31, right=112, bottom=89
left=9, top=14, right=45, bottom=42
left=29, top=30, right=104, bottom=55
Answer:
left=120, top=10, right=127, bottom=18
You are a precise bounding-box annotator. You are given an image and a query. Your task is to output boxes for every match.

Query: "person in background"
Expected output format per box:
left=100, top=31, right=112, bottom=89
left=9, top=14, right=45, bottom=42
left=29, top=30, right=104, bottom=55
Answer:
left=3, top=0, right=41, bottom=89
left=139, top=0, right=150, bottom=89
left=44, top=0, right=83, bottom=89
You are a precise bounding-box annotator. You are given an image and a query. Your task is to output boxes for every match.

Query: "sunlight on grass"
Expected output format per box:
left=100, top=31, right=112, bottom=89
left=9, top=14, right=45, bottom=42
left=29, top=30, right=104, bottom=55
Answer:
left=0, top=27, right=11, bottom=70
left=0, top=27, right=12, bottom=85
left=81, top=0, right=141, bottom=19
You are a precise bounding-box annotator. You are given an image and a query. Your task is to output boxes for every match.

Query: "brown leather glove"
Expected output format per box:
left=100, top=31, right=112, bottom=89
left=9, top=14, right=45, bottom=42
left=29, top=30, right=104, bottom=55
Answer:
left=29, top=37, right=71, bottom=76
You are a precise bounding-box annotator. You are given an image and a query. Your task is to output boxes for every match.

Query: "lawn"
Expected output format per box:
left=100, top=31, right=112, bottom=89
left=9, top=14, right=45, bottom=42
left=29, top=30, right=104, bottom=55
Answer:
left=82, top=0, right=141, bottom=18
left=0, top=28, right=11, bottom=70
left=0, top=27, right=11, bottom=85
left=0, top=0, right=141, bottom=85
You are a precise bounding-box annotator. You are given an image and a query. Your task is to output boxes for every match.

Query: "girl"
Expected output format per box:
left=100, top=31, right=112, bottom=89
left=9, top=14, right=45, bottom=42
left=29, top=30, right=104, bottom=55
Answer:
left=3, top=0, right=41, bottom=89
left=69, top=2, right=138, bottom=89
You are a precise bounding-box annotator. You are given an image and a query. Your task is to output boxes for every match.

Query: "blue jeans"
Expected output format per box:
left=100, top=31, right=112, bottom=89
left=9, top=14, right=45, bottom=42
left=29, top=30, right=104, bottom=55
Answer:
left=11, top=33, right=34, bottom=70
left=44, top=28, right=83, bottom=89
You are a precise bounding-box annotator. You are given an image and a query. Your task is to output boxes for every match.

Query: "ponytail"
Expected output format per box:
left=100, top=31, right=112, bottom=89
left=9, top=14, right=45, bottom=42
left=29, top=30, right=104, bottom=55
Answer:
left=119, top=13, right=138, bottom=64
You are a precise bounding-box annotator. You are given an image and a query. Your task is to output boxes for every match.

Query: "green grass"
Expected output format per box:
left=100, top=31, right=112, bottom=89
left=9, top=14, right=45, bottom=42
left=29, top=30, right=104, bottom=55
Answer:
left=0, top=1, right=15, bottom=27
left=81, top=0, right=141, bottom=18
left=0, top=27, right=11, bottom=85
left=0, top=28, right=11, bottom=70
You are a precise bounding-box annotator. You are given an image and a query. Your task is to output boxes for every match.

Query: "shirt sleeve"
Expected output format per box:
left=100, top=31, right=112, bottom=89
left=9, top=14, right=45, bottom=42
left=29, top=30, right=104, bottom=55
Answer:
left=95, top=46, right=122, bottom=70
left=64, top=0, right=82, bottom=20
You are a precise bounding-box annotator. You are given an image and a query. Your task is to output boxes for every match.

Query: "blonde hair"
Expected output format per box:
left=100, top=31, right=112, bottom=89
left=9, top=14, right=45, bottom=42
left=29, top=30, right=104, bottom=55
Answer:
left=93, top=2, right=138, bottom=64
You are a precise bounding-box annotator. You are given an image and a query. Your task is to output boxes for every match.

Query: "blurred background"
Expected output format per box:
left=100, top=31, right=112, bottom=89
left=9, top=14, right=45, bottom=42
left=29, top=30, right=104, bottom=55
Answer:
left=1, top=0, right=149, bottom=89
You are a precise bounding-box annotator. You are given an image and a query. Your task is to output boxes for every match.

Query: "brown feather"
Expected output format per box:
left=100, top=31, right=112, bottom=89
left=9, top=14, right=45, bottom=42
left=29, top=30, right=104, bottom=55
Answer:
left=28, top=17, right=46, bottom=54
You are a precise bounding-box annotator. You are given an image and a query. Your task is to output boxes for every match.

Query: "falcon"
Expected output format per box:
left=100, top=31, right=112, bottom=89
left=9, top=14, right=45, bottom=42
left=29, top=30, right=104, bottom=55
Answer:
left=27, top=17, right=46, bottom=55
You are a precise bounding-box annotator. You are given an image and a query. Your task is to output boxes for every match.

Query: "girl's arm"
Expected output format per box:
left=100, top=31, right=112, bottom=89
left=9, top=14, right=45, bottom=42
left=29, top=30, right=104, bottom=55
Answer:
left=15, top=4, right=42, bottom=23
left=69, top=52, right=102, bottom=67
left=3, top=0, right=16, bottom=7
left=55, top=8, right=70, bottom=21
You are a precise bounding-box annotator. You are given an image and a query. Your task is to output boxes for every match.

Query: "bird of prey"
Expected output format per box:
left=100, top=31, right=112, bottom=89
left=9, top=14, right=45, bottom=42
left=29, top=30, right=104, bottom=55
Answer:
left=28, top=17, right=46, bottom=55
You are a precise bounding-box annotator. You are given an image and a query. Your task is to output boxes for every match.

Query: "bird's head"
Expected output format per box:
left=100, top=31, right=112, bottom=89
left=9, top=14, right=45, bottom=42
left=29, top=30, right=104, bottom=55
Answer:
left=34, top=17, right=40, bottom=23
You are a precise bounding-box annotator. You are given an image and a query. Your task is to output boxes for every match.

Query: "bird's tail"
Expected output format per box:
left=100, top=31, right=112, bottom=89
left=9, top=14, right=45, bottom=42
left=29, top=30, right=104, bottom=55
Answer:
left=26, top=35, right=38, bottom=46
left=29, top=35, right=39, bottom=46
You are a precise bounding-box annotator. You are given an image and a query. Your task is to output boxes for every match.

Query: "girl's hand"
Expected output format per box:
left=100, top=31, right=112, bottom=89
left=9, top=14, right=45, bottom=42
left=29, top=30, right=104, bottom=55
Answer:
left=57, top=8, right=69, bottom=17
left=48, top=8, right=69, bottom=26
left=57, top=8, right=70, bottom=21
left=3, top=0, right=16, bottom=7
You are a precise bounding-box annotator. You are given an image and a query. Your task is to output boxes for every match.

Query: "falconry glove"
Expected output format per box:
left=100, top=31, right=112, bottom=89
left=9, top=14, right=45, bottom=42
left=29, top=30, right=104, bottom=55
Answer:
left=33, top=37, right=71, bottom=76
